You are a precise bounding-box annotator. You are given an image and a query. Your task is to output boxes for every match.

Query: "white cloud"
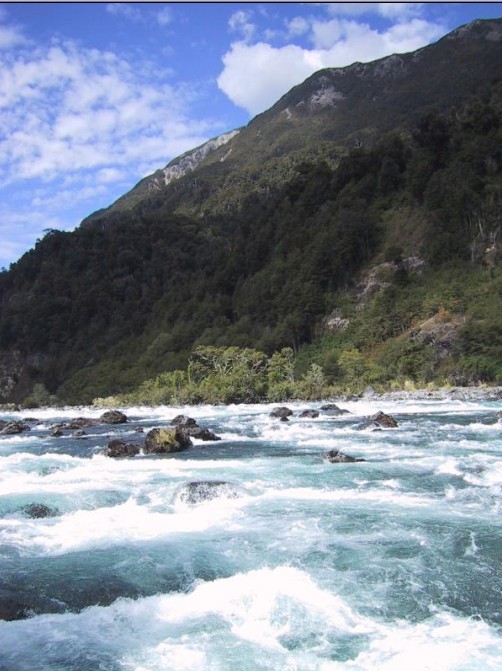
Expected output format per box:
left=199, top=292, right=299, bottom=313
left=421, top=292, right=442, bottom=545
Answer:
left=228, top=10, right=256, bottom=42
left=286, top=16, right=310, bottom=38
left=156, top=7, right=173, bottom=27
left=218, top=15, right=446, bottom=115
left=0, top=40, right=218, bottom=185
left=0, top=8, right=27, bottom=49
left=106, top=3, right=144, bottom=22
left=0, top=23, right=26, bottom=49
left=325, top=3, right=423, bottom=19
left=218, top=42, right=322, bottom=116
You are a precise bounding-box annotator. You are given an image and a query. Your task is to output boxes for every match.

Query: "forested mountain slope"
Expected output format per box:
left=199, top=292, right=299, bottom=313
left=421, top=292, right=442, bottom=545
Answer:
left=0, top=19, right=501, bottom=405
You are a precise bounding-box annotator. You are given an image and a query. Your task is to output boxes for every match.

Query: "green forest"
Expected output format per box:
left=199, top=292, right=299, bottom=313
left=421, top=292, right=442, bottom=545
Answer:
left=1, top=82, right=501, bottom=406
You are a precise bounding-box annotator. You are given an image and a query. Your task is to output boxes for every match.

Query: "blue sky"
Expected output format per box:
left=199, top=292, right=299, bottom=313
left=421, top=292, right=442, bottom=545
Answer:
left=1, top=2, right=501, bottom=268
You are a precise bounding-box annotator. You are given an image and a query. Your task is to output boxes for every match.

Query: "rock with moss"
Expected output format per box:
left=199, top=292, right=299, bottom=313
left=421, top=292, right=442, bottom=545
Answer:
left=144, top=427, right=192, bottom=454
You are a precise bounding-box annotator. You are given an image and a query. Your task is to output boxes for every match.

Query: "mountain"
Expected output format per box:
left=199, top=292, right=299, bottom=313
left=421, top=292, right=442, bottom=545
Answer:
left=0, top=18, right=501, bottom=405
left=85, top=18, right=502, bottom=223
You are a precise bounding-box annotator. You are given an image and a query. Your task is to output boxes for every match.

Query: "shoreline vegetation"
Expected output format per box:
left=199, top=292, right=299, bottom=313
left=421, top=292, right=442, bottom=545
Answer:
left=7, top=344, right=501, bottom=411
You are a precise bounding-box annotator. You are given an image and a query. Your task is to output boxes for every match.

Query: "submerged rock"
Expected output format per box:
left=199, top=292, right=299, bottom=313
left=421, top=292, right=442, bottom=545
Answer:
left=99, top=410, right=129, bottom=425
left=320, top=403, right=350, bottom=415
left=370, top=411, right=398, bottom=428
left=270, top=406, right=293, bottom=419
left=354, top=421, right=382, bottom=431
left=21, top=503, right=59, bottom=518
left=144, top=427, right=192, bottom=454
left=173, top=480, right=242, bottom=505
left=67, top=417, right=98, bottom=429
left=324, top=450, right=366, bottom=463
left=102, top=439, right=140, bottom=458
left=0, top=589, right=67, bottom=621
left=299, top=409, right=320, bottom=418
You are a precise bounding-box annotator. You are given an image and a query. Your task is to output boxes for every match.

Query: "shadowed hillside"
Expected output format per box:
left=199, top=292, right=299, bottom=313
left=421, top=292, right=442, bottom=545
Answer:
left=0, top=18, right=501, bottom=404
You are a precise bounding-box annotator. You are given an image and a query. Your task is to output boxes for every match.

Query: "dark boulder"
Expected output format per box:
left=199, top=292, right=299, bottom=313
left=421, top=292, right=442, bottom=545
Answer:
left=72, top=429, right=87, bottom=437
left=0, top=420, right=31, bottom=435
left=99, top=410, right=129, bottom=424
left=173, top=480, right=243, bottom=505
left=299, top=409, right=320, bottom=418
left=144, top=427, right=192, bottom=454
left=324, top=450, right=366, bottom=463
left=320, top=403, right=350, bottom=415
left=270, top=406, right=293, bottom=418
left=354, top=420, right=382, bottom=431
left=51, top=428, right=64, bottom=437
left=171, top=414, right=197, bottom=426
left=185, top=426, right=222, bottom=441
left=171, top=415, right=221, bottom=441
left=67, top=417, right=98, bottom=429
left=371, top=411, right=398, bottom=428
left=21, top=503, right=59, bottom=518
left=102, top=439, right=140, bottom=458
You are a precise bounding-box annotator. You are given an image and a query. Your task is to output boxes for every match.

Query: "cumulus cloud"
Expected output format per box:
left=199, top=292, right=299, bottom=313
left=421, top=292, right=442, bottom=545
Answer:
left=218, top=14, right=446, bottom=115
left=0, top=41, right=217, bottom=186
left=106, top=3, right=144, bottom=22
left=156, top=7, right=173, bottom=27
left=0, top=32, right=224, bottom=266
left=0, top=8, right=26, bottom=49
left=325, top=3, right=423, bottom=19
left=228, top=10, right=256, bottom=42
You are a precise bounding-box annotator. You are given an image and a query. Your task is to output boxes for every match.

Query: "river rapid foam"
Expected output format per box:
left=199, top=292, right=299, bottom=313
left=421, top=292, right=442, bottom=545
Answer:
left=0, top=396, right=500, bottom=670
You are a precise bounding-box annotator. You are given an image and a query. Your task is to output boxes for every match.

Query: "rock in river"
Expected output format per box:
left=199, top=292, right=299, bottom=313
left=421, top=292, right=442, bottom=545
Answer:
left=99, top=410, right=129, bottom=424
left=270, top=406, right=293, bottom=419
left=21, top=503, right=59, bottom=518
left=102, top=439, right=140, bottom=458
left=173, top=481, right=243, bottom=505
left=370, top=411, right=398, bottom=428
left=324, top=450, right=366, bottom=463
left=144, top=427, right=192, bottom=454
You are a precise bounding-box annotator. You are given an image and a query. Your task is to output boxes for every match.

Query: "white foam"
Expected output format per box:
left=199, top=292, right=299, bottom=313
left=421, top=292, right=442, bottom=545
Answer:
left=1, top=490, right=248, bottom=556
left=333, top=611, right=501, bottom=671
left=259, top=486, right=432, bottom=508
left=0, top=568, right=500, bottom=671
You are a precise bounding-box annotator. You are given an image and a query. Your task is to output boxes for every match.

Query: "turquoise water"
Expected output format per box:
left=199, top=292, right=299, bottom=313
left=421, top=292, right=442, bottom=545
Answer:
left=0, top=398, right=501, bottom=670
